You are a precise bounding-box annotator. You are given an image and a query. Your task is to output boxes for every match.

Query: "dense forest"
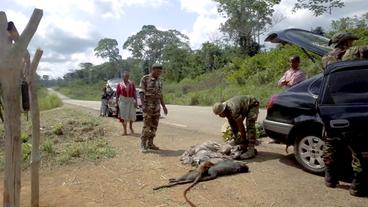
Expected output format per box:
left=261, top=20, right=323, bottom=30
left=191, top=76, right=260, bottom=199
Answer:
left=44, top=0, right=368, bottom=106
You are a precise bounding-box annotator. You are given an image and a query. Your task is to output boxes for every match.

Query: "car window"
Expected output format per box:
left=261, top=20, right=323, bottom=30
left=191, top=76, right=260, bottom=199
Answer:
left=286, top=30, right=332, bottom=54
left=323, top=69, right=368, bottom=104
left=308, top=77, right=322, bottom=96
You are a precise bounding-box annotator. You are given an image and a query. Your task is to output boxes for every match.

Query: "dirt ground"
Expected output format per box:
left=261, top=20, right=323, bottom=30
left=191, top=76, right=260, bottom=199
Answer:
left=1, top=105, right=367, bottom=207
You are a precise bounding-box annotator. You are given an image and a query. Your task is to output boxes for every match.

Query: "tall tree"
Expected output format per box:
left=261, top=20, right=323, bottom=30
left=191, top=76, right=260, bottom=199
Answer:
left=292, top=0, right=344, bottom=16
left=94, top=38, right=122, bottom=63
left=123, top=25, right=190, bottom=65
left=214, top=0, right=281, bottom=56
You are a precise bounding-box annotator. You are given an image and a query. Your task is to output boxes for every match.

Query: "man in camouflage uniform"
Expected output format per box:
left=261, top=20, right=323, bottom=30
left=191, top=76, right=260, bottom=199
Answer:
left=322, top=32, right=359, bottom=68
left=213, top=95, right=259, bottom=159
left=322, top=32, right=368, bottom=197
left=139, top=63, right=168, bottom=153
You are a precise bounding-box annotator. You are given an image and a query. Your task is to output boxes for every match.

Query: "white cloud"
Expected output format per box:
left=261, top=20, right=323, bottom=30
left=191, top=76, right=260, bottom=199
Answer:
left=98, top=0, right=169, bottom=19
left=180, top=0, right=217, bottom=15
left=13, top=0, right=96, bottom=16
left=179, top=0, right=224, bottom=49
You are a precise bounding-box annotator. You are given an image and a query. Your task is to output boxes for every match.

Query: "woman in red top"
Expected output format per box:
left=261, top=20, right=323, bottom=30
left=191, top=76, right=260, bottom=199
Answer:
left=116, top=71, right=137, bottom=135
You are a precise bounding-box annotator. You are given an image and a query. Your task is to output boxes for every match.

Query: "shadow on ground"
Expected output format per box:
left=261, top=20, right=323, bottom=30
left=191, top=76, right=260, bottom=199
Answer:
left=245, top=151, right=285, bottom=164
left=149, top=149, right=186, bottom=157
left=278, top=154, right=303, bottom=171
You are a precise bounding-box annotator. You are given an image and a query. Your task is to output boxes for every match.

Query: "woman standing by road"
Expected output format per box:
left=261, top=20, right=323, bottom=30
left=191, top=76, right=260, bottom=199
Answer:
left=116, top=71, right=137, bottom=135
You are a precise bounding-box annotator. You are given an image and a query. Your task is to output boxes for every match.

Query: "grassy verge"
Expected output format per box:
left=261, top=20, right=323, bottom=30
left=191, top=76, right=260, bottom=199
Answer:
left=38, top=88, right=63, bottom=111
left=163, top=45, right=323, bottom=107
left=56, top=80, right=104, bottom=101
left=0, top=107, right=116, bottom=170
left=164, top=70, right=283, bottom=107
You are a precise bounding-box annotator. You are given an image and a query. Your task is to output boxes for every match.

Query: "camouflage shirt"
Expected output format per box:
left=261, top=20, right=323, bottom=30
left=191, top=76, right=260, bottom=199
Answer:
left=342, top=45, right=368, bottom=61
left=322, top=47, right=346, bottom=68
left=140, top=74, right=162, bottom=115
left=225, top=96, right=258, bottom=121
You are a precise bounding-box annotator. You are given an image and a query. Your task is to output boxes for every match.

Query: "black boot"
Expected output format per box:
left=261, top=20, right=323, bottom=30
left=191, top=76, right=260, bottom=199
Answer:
left=325, top=167, right=339, bottom=188
left=350, top=173, right=368, bottom=197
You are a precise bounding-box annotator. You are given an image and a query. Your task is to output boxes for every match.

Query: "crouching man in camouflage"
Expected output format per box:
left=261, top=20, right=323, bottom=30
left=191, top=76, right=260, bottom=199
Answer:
left=213, top=96, right=259, bottom=159
left=139, top=63, right=168, bottom=153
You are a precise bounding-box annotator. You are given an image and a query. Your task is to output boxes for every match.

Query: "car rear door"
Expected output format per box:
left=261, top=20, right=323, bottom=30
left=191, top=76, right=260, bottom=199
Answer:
left=318, top=61, right=368, bottom=138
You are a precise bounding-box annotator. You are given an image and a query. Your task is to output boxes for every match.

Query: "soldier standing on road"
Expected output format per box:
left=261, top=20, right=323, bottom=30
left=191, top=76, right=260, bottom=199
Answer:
left=213, top=95, right=259, bottom=159
left=322, top=32, right=368, bottom=197
left=139, top=63, right=168, bottom=153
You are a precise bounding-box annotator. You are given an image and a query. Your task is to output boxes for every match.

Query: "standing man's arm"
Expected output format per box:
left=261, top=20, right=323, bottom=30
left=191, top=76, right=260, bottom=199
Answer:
left=278, top=71, right=288, bottom=87
left=139, top=77, right=146, bottom=111
left=160, top=95, right=168, bottom=115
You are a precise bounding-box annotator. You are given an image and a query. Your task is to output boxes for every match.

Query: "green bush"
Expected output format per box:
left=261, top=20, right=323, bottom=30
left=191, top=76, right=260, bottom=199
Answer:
left=38, top=88, right=63, bottom=111
left=56, top=80, right=105, bottom=100
left=21, top=131, right=30, bottom=143
left=22, top=143, right=32, bottom=162
left=52, top=124, right=64, bottom=135
left=164, top=44, right=322, bottom=107
left=42, top=138, right=54, bottom=154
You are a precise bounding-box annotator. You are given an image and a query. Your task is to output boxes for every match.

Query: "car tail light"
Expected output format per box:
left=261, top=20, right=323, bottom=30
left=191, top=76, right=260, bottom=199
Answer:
left=266, top=95, right=278, bottom=110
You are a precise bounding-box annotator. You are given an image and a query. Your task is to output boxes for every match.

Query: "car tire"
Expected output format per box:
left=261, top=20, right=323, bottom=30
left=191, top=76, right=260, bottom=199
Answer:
left=107, top=109, right=113, bottom=117
left=294, top=133, right=325, bottom=174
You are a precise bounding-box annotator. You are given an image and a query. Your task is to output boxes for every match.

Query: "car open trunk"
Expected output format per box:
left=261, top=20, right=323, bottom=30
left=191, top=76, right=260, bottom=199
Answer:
left=265, top=28, right=332, bottom=57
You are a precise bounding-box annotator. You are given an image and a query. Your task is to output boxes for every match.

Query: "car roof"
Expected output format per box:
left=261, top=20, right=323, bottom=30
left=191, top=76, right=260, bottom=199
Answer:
left=107, top=78, right=121, bottom=84
left=324, top=59, right=368, bottom=75
left=265, top=28, right=332, bottom=56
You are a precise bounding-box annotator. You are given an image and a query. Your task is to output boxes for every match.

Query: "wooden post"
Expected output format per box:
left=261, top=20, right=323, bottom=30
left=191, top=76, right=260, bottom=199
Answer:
left=29, top=49, right=43, bottom=207
left=0, top=9, right=43, bottom=207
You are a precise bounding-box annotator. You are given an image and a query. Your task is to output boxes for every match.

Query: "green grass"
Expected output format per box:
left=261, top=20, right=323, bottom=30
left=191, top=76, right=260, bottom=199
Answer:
left=38, top=88, right=63, bottom=111
left=164, top=71, right=283, bottom=107
left=163, top=45, right=323, bottom=107
left=56, top=80, right=104, bottom=100
left=0, top=107, right=116, bottom=171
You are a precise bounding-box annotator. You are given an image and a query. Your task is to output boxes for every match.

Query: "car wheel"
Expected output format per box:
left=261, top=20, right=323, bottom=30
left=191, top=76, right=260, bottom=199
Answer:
left=294, top=134, right=325, bottom=174
left=107, top=109, right=113, bottom=117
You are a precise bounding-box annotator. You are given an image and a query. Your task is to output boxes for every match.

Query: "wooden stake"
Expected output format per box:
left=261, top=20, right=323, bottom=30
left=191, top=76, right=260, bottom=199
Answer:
left=29, top=49, right=43, bottom=207
left=0, top=8, right=43, bottom=207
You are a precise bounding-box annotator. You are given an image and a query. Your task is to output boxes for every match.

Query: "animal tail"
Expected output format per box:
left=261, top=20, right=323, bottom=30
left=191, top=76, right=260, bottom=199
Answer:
left=184, top=177, right=200, bottom=207
left=184, top=184, right=196, bottom=207
left=153, top=180, right=193, bottom=191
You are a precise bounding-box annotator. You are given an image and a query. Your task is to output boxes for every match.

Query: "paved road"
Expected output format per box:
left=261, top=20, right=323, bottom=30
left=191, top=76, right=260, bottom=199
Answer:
left=51, top=89, right=266, bottom=136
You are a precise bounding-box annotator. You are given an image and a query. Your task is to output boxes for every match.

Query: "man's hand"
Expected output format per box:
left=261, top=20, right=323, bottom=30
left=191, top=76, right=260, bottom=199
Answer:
left=163, top=105, right=168, bottom=115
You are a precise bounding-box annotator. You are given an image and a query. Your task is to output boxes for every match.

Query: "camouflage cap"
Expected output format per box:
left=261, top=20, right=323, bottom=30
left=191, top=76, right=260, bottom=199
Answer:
left=212, top=102, right=226, bottom=115
left=328, top=32, right=359, bottom=48
left=151, top=63, right=163, bottom=69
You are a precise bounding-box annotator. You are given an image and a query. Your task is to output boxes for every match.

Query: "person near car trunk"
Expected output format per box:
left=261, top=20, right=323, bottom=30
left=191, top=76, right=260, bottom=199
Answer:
left=139, top=63, right=168, bottom=153
left=278, top=55, right=306, bottom=88
left=322, top=32, right=359, bottom=68
left=100, top=86, right=109, bottom=117
left=322, top=32, right=368, bottom=197
left=116, top=71, right=137, bottom=135
left=212, top=96, right=260, bottom=159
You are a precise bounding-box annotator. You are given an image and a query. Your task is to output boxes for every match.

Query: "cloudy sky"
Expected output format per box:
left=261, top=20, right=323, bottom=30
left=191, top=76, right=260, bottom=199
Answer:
left=2, top=0, right=368, bottom=78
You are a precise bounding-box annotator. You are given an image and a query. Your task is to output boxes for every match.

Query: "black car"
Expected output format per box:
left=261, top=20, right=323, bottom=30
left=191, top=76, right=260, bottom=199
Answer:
left=318, top=60, right=368, bottom=151
left=106, top=78, right=144, bottom=120
left=263, top=28, right=332, bottom=174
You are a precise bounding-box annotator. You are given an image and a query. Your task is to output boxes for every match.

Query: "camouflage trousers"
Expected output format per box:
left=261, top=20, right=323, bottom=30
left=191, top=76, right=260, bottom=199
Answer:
left=323, top=136, right=367, bottom=176
left=234, top=103, right=259, bottom=148
left=141, top=113, right=160, bottom=147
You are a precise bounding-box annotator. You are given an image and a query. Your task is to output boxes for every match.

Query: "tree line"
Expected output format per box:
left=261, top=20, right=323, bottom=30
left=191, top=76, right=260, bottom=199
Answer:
left=46, top=0, right=354, bottom=88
